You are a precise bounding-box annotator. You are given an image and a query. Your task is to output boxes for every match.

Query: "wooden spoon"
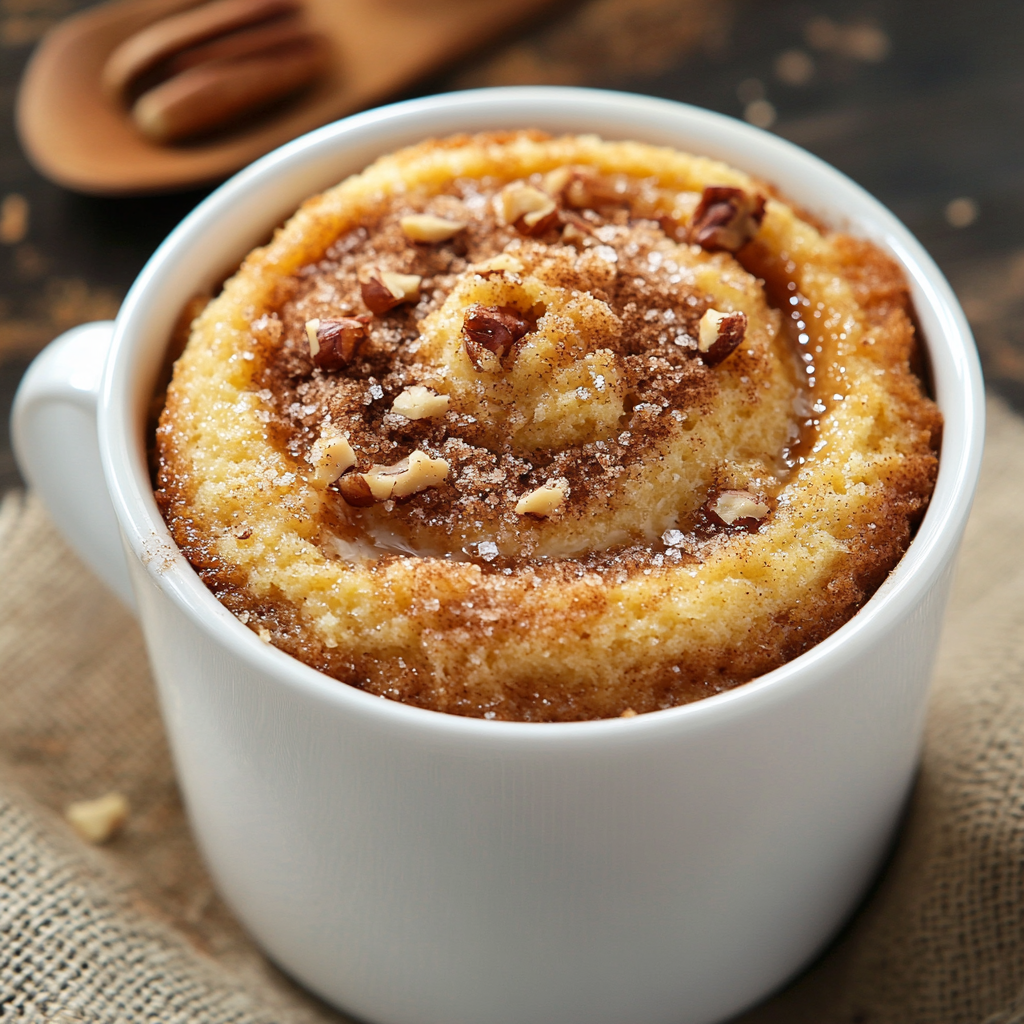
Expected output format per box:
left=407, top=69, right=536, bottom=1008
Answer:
left=16, top=0, right=562, bottom=195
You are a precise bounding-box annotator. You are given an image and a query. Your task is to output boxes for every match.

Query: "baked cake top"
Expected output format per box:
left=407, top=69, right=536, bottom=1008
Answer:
left=155, top=131, right=941, bottom=721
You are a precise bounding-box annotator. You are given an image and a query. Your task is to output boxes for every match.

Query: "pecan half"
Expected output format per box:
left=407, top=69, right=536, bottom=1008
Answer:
left=129, top=35, right=330, bottom=144
left=697, top=308, right=747, bottom=366
left=305, top=316, right=370, bottom=371
left=104, top=0, right=303, bottom=99
left=360, top=271, right=422, bottom=314
left=688, top=186, right=766, bottom=252
left=462, top=304, right=531, bottom=372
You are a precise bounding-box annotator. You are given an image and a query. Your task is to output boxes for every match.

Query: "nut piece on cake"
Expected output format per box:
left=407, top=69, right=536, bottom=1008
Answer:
left=337, top=472, right=376, bottom=507
left=399, top=214, right=466, bottom=243
left=305, top=316, right=370, bottom=371
left=307, top=427, right=356, bottom=487
left=360, top=271, right=422, bottom=314
left=364, top=451, right=450, bottom=500
left=462, top=304, right=531, bottom=372
left=515, top=481, right=569, bottom=517
left=545, top=166, right=633, bottom=210
left=392, top=386, right=450, bottom=420
left=709, top=489, right=770, bottom=527
left=689, top=186, right=766, bottom=252
left=339, top=451, right=450, bottom=506
left=495, top=184, right=558, bottom=235
left=698, top=308, right=747, bottom=366
left=473, top=253, right=525, bottom=279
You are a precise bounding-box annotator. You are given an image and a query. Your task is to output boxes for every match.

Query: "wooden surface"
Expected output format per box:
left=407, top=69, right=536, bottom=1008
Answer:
left=2, top=0, right=1022, bottom=491
left=16, top=0, right=563, bottom=193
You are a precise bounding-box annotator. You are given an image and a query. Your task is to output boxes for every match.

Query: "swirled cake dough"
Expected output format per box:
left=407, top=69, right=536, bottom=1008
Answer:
left=155, top=131, right=941, bottom=721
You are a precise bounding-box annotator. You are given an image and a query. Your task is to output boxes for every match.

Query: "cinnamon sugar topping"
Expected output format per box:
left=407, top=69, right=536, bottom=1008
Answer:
left=245, top=166, right=793, bottom=561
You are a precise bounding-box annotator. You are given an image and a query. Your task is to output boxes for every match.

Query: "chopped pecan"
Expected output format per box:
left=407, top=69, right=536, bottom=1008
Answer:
left=474, top=253, right=525, bottom=278
left=360, top=270, right=422, bottom=314
left=698, top=308, right=747, bottom=366
left=462, top=304, right=531, bottom=372
left=337, top=452, right=450, bottom=506
left=518, top=207, right=560, bottom=236
left=337, top=471, right=376, bottom=507
left=305, top=316, right=370, bottom=371
left=496, top=183, right=559, bottom=236
left=365, top=451, right=450, bottom=500
left=545, top=166, right=633, bottom=210
left=515, top=481, right=568, bottom=517
left=708, top=489, right=770, bottom=529
left=688, top=186, right=766, bottom=252
left=560, top=221, right=591, bottom=248
left=65, top=792, right=129, bottom=844
left=399, top=214, right=466, bottom=243
left=307, top=428, right=356, bottom=487
left=391, top=385, right=450, bottom=420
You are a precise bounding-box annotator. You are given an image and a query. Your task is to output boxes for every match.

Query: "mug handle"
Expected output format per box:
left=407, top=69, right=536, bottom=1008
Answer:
left=11, top=321, right=136, bottom=611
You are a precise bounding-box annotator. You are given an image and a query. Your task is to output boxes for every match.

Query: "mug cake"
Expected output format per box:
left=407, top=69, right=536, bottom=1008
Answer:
left=154, top=131, right=941, bottom=721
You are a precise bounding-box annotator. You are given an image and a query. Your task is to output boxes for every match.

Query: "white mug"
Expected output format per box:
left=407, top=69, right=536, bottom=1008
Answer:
left=12, top=88, right=984, bottom=1024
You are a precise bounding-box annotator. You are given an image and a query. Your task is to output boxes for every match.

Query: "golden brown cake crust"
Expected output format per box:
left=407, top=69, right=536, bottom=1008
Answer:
left=155, top=132, right=941, bottom=721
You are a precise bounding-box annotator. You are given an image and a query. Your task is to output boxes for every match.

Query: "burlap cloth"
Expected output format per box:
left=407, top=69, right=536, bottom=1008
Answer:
left=1, top=398, right=1022, bottom=1024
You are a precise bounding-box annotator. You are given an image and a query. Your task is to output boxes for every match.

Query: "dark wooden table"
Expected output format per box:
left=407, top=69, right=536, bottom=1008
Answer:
left=2, top=0, right=1021, bottom=491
